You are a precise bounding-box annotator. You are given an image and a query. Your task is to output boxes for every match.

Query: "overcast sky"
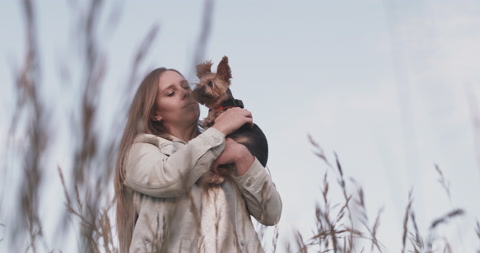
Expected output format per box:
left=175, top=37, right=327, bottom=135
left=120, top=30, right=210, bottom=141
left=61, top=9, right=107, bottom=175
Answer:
left=1, top=0, right=480, bottom=251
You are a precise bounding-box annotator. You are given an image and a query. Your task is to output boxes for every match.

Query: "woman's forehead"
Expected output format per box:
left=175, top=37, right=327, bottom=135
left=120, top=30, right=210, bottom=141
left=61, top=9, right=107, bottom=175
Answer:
left=158, top=71, right=186, bottom=89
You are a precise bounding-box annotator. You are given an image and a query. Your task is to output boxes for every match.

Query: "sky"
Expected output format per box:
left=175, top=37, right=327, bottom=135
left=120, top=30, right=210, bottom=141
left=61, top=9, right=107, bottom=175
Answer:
left=1, top=0, right=480, bottom=252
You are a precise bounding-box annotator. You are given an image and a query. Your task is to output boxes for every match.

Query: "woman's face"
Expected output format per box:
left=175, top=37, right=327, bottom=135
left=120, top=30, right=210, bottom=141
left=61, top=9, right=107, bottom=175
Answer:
left=151, top=70, right=200, bottom=129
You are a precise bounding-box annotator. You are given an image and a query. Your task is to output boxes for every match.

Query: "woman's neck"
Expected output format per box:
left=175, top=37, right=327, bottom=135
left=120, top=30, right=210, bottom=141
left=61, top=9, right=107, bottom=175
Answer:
left=164, top=122, right=198, bottom=142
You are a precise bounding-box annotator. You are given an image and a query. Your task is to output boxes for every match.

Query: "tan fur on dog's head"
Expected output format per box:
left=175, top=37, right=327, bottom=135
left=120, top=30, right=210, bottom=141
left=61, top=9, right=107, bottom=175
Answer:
left=193, top=56, right=232, bottom=108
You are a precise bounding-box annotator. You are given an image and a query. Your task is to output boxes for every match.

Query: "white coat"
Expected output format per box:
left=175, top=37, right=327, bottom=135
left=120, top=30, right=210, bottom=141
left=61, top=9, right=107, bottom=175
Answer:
left=124, top=128, right=282, bottom=252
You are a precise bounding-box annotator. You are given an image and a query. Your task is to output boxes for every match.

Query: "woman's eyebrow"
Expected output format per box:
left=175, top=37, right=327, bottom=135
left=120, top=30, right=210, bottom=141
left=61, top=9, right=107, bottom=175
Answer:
left=161, top=84, right=175, bottom=93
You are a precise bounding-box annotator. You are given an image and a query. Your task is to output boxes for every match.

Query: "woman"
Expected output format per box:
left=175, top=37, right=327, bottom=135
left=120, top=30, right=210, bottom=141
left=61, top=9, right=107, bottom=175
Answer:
left=114, top=68, right=282, bottom=252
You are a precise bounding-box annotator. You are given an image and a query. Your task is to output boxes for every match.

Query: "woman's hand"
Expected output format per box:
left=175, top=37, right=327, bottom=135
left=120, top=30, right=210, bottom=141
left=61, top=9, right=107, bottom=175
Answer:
left=211, top=108, right=253, bottom=136
left=212, top=138, right=254, bottom=177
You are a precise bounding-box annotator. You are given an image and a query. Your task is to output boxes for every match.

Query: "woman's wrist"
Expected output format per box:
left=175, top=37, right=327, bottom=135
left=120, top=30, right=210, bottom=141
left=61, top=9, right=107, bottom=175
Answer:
left=234, top=144, right=254, bottom=176
left=211, top=125, right=228, bottom=136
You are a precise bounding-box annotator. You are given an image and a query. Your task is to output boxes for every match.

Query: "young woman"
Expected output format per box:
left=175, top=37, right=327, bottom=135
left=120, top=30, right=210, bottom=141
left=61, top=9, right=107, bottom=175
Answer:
left=114, top=68, right=282, bottom=252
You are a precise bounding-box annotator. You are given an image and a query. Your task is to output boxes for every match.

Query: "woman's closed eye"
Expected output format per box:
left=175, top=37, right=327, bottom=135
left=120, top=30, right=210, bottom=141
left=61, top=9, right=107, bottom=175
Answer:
left=167, top=91, right=175, bottom=97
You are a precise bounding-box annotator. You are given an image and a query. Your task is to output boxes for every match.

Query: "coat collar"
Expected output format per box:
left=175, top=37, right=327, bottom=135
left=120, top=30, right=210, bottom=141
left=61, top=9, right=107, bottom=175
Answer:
left=133, top=133, right=167, bottom=147
left=133, top=133, right=185, bottom=156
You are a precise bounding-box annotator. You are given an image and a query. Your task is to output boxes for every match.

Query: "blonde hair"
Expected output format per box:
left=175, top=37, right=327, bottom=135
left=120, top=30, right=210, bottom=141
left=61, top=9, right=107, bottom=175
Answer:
left=114, top=68, right=183, bottom=252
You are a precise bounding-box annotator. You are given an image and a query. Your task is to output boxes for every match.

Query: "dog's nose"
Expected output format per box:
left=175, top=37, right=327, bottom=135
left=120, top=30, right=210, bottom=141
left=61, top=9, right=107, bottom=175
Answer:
left=191, top=86, right=203, bottom=98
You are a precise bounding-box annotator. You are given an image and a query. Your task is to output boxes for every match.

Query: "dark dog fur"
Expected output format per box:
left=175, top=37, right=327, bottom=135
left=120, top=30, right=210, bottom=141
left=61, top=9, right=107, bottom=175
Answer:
left=193, top=56, right=269, bottom=184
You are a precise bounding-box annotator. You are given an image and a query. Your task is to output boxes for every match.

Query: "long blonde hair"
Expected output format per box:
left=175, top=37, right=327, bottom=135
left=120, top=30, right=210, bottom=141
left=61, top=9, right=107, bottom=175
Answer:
left=114, top=68, right=183, bottom=252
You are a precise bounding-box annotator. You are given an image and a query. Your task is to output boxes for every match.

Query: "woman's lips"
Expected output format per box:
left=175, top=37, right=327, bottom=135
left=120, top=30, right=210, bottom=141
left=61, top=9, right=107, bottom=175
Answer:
left=183, top=102, right=197, bottom=108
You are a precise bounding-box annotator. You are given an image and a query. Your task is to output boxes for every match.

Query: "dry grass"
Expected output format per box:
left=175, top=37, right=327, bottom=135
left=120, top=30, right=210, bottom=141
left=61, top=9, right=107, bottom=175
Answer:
left=299, top=136, right=475, bottom=253
left=2, top=1, right=480, bottom=253
left=7, top=0, right=49, bottom=251
left=476, top=221, right=480, bottom=241
left=3, top=0, right=157, bottom=251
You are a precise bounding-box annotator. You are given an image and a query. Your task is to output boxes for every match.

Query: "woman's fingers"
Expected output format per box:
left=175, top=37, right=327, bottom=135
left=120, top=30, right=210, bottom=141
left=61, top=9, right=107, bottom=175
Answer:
left=241, top=109, right=254, bottom=127
left=212, top=108, right=254, bottom=135
left=236, top=108, right=253, bottom=125
left=242, top=108, right=252, bottom=117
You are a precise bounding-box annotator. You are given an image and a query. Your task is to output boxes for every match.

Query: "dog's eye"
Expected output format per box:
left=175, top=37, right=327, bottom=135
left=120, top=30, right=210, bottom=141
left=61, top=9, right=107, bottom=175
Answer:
left=208, top=81, right=213, bottom=88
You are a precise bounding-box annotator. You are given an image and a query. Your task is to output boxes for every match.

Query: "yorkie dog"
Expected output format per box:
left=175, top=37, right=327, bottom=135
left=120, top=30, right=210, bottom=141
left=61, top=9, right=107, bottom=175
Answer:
left=193, top=56, right=269, bottom=185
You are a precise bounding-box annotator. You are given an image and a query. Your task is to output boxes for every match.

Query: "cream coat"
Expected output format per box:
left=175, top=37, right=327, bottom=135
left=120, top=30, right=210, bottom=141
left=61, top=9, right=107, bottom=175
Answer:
left=124, top=128, right=282, bottom=252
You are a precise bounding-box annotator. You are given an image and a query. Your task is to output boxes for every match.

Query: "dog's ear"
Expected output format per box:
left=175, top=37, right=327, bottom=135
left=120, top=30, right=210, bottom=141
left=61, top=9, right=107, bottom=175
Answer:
left=216, top=56, right=232, bottom=81
left=196, top=61, right=213, bottom=78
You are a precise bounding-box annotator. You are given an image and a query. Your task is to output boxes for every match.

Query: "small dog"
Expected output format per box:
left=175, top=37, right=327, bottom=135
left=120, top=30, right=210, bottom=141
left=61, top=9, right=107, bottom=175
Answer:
left=193, top=56, right=269, bottom=184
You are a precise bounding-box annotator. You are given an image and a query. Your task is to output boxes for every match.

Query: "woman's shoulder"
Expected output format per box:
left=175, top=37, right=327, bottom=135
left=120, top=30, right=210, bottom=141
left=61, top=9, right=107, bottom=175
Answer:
left=128, top=133, right=174, bottom=158
left=133, top=133, right=171, bottom=148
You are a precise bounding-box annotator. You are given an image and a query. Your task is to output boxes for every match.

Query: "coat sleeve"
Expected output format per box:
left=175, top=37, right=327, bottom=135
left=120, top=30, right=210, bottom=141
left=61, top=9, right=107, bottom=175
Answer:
left=124, top=128, right=225, bottom=198
left=232, top=158, right=282, bottom=225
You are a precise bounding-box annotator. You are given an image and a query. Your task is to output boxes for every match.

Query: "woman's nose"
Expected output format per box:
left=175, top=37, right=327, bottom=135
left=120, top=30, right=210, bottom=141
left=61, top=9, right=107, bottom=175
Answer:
left=181, top=88, right=191, bottom=99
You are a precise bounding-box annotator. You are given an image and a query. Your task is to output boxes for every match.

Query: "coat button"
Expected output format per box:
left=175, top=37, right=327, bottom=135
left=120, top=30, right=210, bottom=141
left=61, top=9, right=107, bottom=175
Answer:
left=245, top=178, right=253, bottom=187
left=213, top=136, right=221, bottom=144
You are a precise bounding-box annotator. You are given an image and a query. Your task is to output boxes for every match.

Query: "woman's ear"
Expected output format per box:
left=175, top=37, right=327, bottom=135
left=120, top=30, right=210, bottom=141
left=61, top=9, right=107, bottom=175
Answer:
left=150, top=113, right=162, bottom=122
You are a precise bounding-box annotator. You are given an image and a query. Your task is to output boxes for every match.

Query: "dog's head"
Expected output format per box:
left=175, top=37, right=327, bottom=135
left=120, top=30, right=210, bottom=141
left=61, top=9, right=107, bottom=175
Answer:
left=192, top=56, right=232, bottom=108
